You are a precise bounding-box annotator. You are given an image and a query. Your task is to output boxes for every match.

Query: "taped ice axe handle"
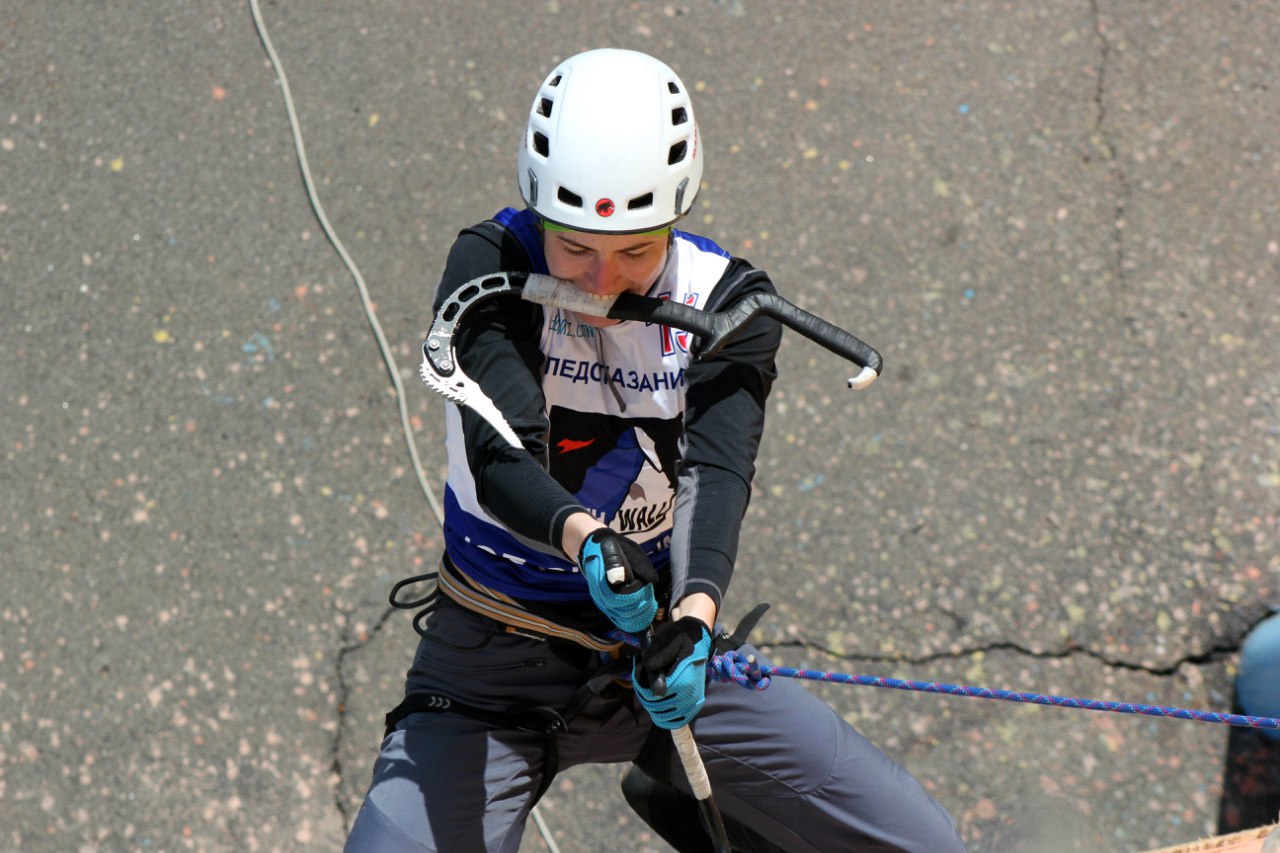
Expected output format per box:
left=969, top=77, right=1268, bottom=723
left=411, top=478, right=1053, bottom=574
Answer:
left=420, top=271, right=884, bottom=451
left=639, top=628, right=730, bottom=853
left=606, top=289, right=883, bottom=390
left=522, top=273, right=883, bottom=389
left=671, top=725, right=730, bottom=851
left=426, top=272, right=882, bottom=387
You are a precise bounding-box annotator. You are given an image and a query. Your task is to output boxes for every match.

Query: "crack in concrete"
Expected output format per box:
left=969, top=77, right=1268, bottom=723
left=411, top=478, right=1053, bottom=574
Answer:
left=1089, top=0, right=1133, bottom=300
left=763, top=599, right=1280, bottom=684
left=329, top=601, right=396, bottom=828
left=759, top=632, right=1242, bottom=680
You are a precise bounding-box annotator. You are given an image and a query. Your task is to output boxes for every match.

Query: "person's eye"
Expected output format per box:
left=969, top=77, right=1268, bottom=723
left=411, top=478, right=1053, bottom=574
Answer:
left=562, top=245, right=590, bottom=257
left=623, top=249, right=650, bottom=260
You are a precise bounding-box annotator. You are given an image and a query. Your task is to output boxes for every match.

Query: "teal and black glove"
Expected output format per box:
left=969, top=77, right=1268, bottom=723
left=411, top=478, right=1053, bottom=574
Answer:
left=578, top=529, right=659, bottom=633
left=633, top=616, right=712, bottom=729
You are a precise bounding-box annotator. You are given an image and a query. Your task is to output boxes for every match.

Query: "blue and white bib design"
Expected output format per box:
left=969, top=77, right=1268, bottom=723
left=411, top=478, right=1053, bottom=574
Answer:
left=442, top=208, right=733, bottom=601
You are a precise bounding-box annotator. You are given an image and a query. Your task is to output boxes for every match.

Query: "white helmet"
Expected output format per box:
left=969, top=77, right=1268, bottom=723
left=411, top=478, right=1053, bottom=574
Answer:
left=517, top=49, right=703, bottom=234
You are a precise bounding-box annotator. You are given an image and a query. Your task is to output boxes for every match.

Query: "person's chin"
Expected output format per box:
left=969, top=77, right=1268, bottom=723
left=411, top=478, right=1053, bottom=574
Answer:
left=578, top=314, right=622, bottom=329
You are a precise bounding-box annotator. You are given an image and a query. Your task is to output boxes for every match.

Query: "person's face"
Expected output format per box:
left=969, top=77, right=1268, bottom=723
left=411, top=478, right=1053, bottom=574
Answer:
left=544, top=228, right=669, bottom=326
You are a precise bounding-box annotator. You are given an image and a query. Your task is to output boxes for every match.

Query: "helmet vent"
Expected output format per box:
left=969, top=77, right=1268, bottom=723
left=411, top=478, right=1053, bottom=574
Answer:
left=533, top=132, right=550, bottom=158
left=671, top=107, right=688, bottom=126
left=557, top=187, right=584, bottom=208
left=549, top=75, right=562, bottom=87
left=537, top=97, right=554, bottom=118
left=667, top=81, right=680, bottom=94
left=668, top=140, right=688, bottom=165
left=627, top=193, right=653, bottom=211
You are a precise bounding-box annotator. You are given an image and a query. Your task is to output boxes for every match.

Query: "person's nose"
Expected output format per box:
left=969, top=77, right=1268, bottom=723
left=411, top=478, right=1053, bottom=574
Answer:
left=580, top=256, right=617, bottom=295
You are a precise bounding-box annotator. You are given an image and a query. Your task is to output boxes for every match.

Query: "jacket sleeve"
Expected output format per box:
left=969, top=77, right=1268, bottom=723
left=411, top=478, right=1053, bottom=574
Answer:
left=432, top=222, right=584, bottom=552
left=668, top=260, right=782, bottom=610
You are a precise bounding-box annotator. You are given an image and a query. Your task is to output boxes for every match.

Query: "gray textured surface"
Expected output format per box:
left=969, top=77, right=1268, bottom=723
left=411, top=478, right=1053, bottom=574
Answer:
left=2, top=2, right=1278, bottom=851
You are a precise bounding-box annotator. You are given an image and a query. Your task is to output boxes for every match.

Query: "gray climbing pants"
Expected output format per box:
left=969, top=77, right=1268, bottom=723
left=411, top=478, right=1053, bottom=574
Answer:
left=344, top=599, right=966, bottom=853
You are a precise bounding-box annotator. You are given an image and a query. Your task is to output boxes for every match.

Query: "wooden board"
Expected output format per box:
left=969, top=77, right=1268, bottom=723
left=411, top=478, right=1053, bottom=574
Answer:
left=1138, top=823, right=1278, bottom=853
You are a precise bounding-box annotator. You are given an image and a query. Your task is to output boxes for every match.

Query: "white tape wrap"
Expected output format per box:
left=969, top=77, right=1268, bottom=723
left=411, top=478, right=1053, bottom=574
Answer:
left=847, top=365, right=879, bottom=391
left=522, top=274, right=618, bottom=318
left=671, top=725, right=713, bottom=801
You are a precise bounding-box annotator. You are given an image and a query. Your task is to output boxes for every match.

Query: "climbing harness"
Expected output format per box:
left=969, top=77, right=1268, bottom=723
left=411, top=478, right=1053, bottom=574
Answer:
left=381, top=640, right=636, bottom=805
left=392, top=553, right=635, bottom=654
left=386, top=555, right=656, bottom=806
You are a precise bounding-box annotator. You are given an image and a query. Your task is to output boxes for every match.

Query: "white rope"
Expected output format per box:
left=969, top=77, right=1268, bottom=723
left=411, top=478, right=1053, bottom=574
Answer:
left=246, top=4, right=562, bottom=851
left=530, top=806, right=564, bottom=853
left=247, top=0, right=442, bottom=524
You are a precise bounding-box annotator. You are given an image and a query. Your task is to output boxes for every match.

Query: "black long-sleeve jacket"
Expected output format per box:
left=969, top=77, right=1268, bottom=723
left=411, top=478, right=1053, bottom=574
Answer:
left=433, top=207, right=780, bottom=613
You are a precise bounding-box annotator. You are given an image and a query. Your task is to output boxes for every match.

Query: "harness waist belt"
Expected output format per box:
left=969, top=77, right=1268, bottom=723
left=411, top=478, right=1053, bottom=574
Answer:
left=438, top=552, right=624, bottom=654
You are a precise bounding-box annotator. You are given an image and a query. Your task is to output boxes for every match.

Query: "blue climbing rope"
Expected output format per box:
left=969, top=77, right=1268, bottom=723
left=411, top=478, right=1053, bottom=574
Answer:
left=604, top=628, right=1280, bottom=731
left=704, top=648, right=1280, bottom=733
